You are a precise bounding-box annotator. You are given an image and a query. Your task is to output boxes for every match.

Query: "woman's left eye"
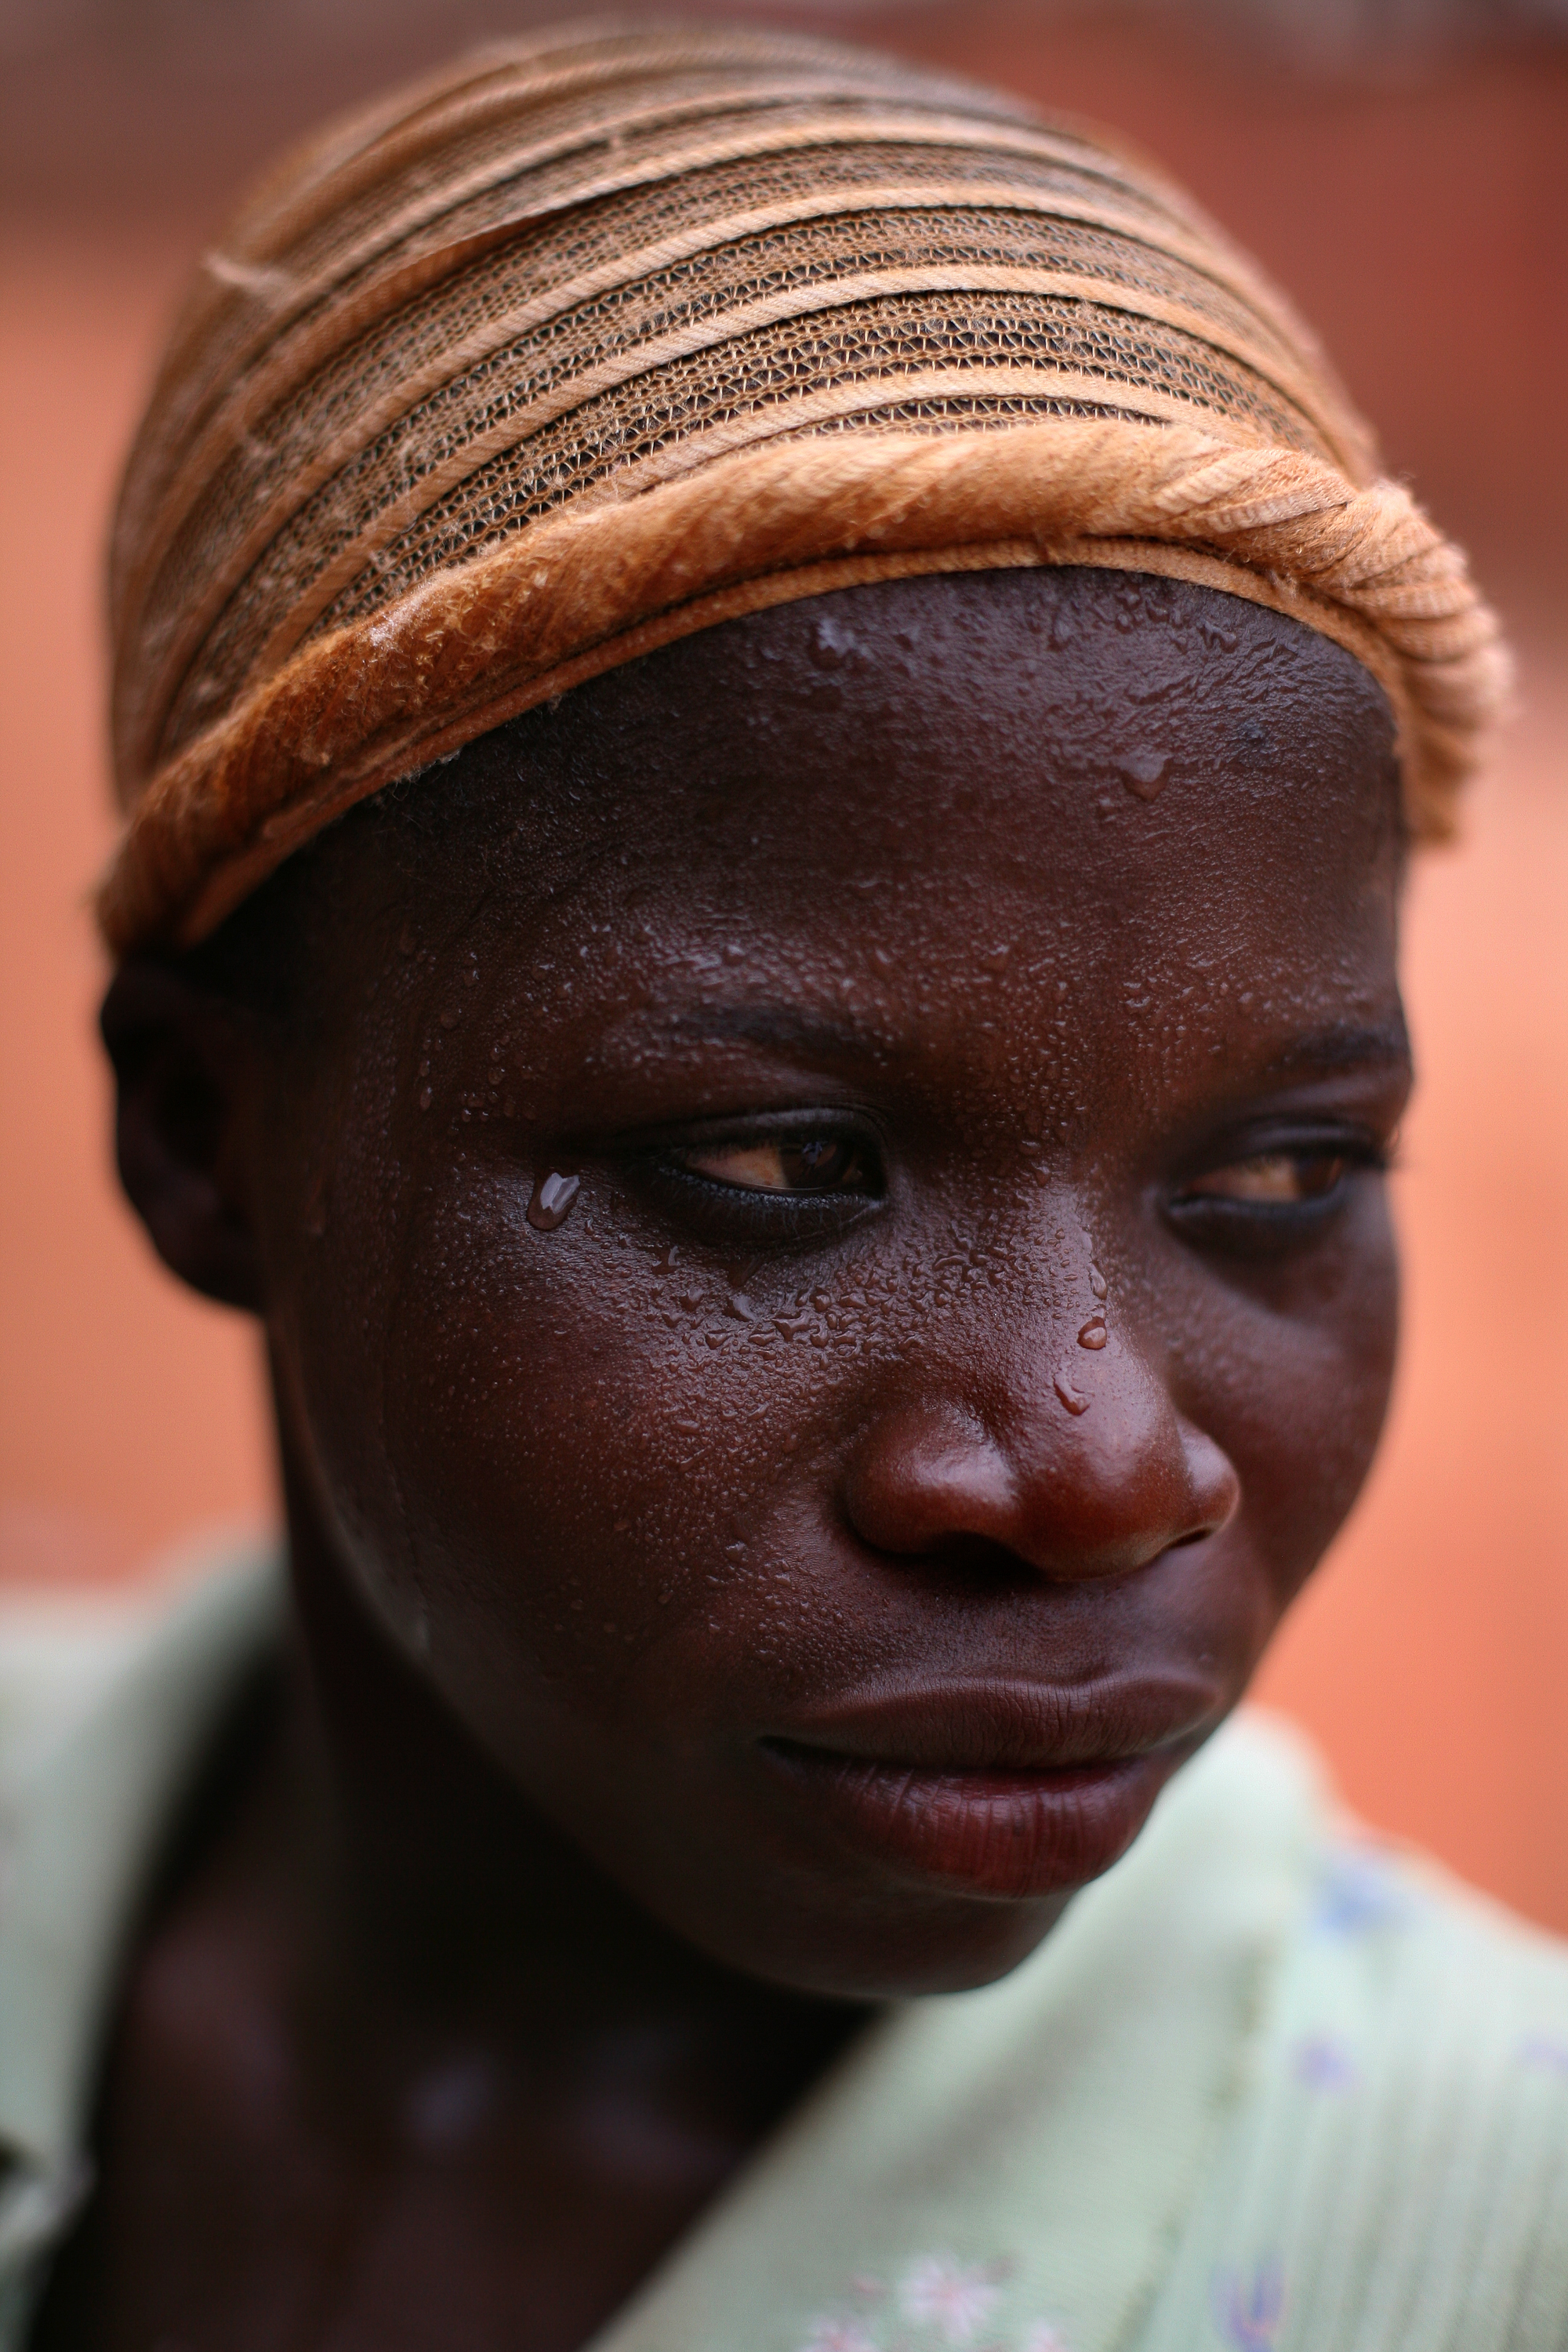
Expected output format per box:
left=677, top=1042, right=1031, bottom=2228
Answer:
left=677, top=1134, right=877, bottom=1194
left=1175, top=1149, right=1352, bottom=1205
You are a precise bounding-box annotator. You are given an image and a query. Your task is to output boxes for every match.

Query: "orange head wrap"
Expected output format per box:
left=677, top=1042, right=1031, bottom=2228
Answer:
left=100, top=16, right=1508, bottom=952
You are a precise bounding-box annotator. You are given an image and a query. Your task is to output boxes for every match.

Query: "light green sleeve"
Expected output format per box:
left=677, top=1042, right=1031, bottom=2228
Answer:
left=0, top=1544, right=284, bottom=2349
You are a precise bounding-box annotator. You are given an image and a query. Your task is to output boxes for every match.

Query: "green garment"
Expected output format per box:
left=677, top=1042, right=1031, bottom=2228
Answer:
left=2, top=1550, right=1566, bottom=2350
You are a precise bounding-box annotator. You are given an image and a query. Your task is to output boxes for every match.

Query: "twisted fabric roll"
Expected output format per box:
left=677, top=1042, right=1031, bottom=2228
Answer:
left=101, top=16, right=1508, bottom=951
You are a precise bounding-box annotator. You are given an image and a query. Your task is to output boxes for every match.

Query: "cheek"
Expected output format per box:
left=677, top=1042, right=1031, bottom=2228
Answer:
left=323, top=1160, right=871, bottom=1737
left=1171, top=1185, right=1400, bottom=1610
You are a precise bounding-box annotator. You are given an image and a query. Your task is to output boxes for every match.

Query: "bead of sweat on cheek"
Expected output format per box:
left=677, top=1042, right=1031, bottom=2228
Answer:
left=528, top=1172, right=581, bottom=1232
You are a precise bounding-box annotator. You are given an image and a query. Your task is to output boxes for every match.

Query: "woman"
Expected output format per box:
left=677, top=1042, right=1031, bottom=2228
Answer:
left=8, top=21, right=1563, bottom=2348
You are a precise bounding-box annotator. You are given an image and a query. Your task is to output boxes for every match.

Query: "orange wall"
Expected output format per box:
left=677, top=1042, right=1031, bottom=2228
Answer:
left=1, top=228, right=273, bottom=1587
left=2, top=13, right=1564, bottom=1929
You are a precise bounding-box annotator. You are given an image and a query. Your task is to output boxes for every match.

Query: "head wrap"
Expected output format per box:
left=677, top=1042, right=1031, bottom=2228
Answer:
left=101, top=17, right=1508, bottom=952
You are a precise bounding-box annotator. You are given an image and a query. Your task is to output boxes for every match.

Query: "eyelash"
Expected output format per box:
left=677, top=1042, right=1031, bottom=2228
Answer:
left=1163, top=1134, right=1391, bottom=1243
left=636, top=1117, right=888, bottom=1241
left=626, top=1121, right=1389, bottom=1254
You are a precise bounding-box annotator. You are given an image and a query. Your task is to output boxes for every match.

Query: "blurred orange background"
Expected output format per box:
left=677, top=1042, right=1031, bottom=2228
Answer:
left=2, top=4, right=1564, bottom=1926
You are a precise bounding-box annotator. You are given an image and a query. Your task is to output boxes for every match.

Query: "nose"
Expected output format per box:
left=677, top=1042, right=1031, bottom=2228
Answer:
left=841, top=1347, right=1237, bottom=1583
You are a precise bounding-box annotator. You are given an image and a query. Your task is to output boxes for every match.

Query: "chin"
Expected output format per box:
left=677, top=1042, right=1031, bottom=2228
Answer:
left=678, top=1878, right=1084, bottom=2005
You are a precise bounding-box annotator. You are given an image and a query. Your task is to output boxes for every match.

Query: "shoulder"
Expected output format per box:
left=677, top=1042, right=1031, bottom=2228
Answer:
left=0, top=1544, right=284, bottom=2352
left=0, top=1542, right=283, bottom=1777
left=1145, top=1716, right=1568, bottom=2350
left=1280, top=1762, right=1568, bottom=2157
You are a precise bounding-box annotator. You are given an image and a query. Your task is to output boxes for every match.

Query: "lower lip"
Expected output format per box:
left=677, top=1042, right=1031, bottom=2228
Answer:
left=757, top=1740, right=1185, bottom=1899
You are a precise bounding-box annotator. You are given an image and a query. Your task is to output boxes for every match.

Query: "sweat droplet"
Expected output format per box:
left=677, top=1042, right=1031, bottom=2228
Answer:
left=1078, top=1316, right=1108, bottom=1349
left=1089, top=1264, right=1109, bottom=1300
left=303, top=1175, right=328, bottom=1240
left=528, top=1171, right=580, bottom=1232
left=1120, top=747, right=1168, bottom=801
left=1054, top=1374, right=1091, bottom=1416
left=809, top=614, right=858, bottom=670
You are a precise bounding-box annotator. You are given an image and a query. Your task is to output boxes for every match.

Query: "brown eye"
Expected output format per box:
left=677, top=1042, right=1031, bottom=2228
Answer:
left=681, top=1135, right=874, bottom=1194
left=1181, top=1151, right=1350, bottom=1205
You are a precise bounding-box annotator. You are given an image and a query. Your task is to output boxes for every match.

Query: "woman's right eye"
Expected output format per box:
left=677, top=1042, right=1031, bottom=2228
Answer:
left=677, top=1134, right=878, bottom=1195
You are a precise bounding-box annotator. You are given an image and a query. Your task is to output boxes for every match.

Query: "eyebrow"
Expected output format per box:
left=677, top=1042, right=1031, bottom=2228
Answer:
left=658, top=1011, right=1420, bottom=1068
left=635, top=1008, right=1415, bottom=1084
left=1256, top=1018, right=1413, bottom=1079
left=656, top=1005, right=893, bottom=1062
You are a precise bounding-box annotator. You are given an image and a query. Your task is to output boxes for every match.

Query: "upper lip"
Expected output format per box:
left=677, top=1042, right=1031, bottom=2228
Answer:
left=761, top=1675, right=1218, bottom=1776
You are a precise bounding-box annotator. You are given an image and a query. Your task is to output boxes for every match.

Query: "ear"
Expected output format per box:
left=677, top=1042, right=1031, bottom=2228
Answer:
left=101, top=957, right=268, bottom=1312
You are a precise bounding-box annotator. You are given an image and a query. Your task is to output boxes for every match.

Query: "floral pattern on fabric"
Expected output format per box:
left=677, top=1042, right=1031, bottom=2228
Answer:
left=900, top=2256, right=1005, bottom=2340
left=793, top=2255, right=1076, bottom=2352
left=1290, top=2032, right=1359, bottom=2090
left=1310, top=1847, right=1412, bottom=1937
left=1210, top=2259, right=1285, bottom=2350
left=1519, top=2032, right=1568, bottom=2075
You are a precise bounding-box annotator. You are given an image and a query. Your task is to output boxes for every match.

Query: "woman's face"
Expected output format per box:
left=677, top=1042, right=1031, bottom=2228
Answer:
left=249, top=570, right=1408, bottom=1998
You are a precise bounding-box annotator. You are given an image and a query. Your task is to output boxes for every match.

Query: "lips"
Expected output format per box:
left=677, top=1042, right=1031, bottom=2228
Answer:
left=757, top=1679, right=1216, bottom=1899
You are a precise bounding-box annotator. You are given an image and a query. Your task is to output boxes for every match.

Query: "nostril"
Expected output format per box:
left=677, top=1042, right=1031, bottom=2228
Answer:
left=851, top=1524, right=1037, bottom=1595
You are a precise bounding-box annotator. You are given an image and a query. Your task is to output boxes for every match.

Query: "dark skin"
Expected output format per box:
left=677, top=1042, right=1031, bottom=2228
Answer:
left=49, top=569, right=1408, bottom=2349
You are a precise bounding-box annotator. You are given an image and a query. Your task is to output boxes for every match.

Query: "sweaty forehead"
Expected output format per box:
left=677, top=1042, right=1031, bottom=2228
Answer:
left=378, top=568, right=1402, bottom=968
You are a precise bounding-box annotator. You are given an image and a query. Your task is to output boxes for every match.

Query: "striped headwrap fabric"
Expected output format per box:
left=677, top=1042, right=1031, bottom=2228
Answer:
left=100, top=16, right=1508, bottom=951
